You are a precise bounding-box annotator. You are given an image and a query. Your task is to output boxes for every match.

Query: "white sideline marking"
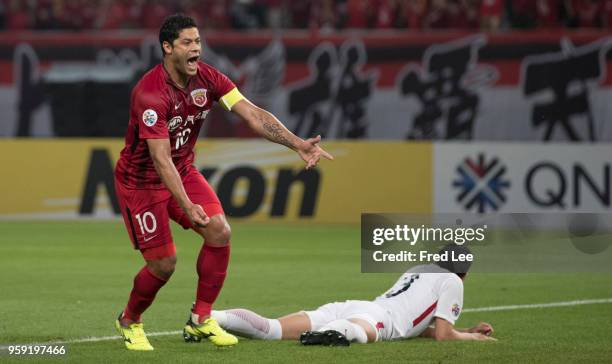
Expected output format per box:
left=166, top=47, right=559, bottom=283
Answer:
left=1, top=298, right=611, bottom=349
left=462, top=298, right=612, bottom=313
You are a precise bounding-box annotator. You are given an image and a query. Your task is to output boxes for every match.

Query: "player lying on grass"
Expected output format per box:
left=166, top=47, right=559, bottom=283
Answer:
left=206, top=246, right=496, bottom=346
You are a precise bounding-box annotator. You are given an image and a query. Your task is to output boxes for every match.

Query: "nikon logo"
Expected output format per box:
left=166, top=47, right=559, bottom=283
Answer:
left=79, top=149, right=321, bottom=218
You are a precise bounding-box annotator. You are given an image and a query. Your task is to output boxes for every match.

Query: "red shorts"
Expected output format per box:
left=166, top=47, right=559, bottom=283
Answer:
left=115, top=167, right=224, bottom=258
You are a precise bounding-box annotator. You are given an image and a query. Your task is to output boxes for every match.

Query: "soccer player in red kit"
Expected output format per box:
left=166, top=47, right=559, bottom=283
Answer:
left=113, top=14, right=333, bottom=351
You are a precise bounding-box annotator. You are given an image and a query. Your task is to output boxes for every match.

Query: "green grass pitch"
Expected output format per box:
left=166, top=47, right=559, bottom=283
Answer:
left=1, top=221, right=611, bottom=363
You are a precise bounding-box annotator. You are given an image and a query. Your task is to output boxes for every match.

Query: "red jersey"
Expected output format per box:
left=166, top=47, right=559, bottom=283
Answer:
left=115, top=62, right=236, bottom=189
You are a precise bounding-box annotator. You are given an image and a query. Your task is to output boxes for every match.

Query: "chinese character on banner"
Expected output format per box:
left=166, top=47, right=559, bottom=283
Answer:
left=523, top=39, right=611, bottom=142
left=288, top=41, right=376, bottom=139
left=398, top=36, right=488, bottom=140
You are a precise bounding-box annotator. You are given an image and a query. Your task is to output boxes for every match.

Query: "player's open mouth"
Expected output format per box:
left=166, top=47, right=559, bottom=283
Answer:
left=187, top=56, right=199, bottom=70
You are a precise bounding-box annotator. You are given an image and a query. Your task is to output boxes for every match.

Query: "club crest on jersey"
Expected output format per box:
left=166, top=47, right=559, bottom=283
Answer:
left=190, top=88, right=208, bottom=107
left=142, top=109, right=158, bottom=127
left=168, top=116, right=182, bottom=132
left=452, top=304, right=461, bottom=317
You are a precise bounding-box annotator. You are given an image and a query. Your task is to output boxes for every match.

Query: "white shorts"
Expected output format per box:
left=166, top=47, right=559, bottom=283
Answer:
left=303, top=300, right=393, bottom=342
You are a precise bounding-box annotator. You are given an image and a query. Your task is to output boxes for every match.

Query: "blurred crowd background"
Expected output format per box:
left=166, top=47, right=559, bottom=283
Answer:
left=1, top=0, right=610, bottom=32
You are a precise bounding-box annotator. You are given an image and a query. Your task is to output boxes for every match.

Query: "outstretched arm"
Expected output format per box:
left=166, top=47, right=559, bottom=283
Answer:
left=419, top=318, right=496, bottom=341
left=231, top=98, right=334, bottom=169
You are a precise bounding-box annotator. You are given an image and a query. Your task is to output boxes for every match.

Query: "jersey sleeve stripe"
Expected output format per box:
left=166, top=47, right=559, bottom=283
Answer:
left=219, top=87, right=245, bottom=111
left=412, top=300, right=438, bottom=327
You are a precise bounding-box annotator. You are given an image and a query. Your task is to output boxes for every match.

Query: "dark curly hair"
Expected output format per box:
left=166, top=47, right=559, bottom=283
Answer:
left=159, top=14, right=198, bottom=56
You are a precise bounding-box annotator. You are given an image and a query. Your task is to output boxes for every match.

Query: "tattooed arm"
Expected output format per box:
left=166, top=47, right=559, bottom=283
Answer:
left=233, top=99, right=301, bottom=149
left=231, top=99, right=333, bottom=169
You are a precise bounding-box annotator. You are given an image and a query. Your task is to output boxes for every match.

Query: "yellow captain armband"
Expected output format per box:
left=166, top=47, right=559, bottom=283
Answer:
left=219, top=87, right=245, bottom=111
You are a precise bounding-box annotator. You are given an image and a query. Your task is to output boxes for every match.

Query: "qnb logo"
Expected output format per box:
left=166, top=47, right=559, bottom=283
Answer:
left=453, top=153, right=510, bottom=213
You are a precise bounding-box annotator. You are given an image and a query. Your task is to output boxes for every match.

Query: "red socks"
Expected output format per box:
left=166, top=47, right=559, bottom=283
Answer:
left=122, top=245, right=230, bottom=324
left=123, top=266, right=167, bottom=322
left=193, top=244, right=230, bottom=321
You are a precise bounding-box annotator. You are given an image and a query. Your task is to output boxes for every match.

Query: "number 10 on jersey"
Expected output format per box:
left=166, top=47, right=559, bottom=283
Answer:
left=175, top=128, right=191, bottom=149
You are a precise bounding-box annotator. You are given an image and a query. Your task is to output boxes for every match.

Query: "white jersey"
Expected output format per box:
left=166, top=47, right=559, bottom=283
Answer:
left=373, top=264, right=464, bottom=340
